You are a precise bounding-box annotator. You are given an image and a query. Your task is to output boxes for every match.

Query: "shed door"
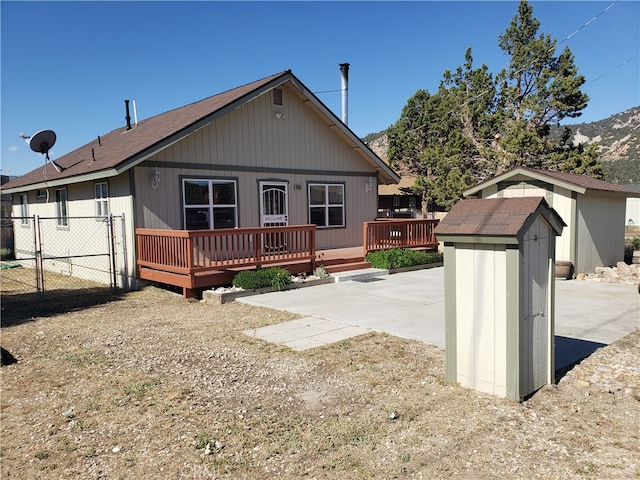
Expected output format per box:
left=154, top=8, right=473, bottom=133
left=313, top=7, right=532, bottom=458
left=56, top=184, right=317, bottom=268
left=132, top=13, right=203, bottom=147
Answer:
left=523, top=218, right=552, bottom=395
left=259, top=182, right=288, bottom=251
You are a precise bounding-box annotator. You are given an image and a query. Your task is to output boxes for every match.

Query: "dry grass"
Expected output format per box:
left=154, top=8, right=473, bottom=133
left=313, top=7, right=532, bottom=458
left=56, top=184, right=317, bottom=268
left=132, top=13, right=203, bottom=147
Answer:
left=1, top=285, right=638, bottom=479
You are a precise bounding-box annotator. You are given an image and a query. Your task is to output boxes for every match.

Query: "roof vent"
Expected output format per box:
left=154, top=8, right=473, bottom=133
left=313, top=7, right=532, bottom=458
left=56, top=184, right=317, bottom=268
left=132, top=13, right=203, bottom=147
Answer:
left=272, top=88, right=283, bottom=106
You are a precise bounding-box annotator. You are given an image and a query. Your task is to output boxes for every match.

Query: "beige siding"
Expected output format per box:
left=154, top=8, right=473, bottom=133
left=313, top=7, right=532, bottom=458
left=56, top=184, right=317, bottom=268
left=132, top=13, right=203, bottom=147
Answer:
left=480, top=184, right=499, bottom=197
left=482, top=184, right=575, bottom=267
left=550, top=187, right=574, bottom=263
left=153, top=85, right=370, bottom=172
left=455, top=243, right=508, bottom=397
left=133, top=83, right=378, bottom=249
left=11, top=177, right=137, bottom=288
left=501, top=184, right=546, bottom=198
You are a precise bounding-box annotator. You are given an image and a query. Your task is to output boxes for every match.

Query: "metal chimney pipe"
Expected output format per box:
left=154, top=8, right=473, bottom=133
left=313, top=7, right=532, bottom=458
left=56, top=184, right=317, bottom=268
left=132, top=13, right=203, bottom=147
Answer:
left=124, top=100, right=132, bottom=130
left=339, top=63, right=350, bottom=125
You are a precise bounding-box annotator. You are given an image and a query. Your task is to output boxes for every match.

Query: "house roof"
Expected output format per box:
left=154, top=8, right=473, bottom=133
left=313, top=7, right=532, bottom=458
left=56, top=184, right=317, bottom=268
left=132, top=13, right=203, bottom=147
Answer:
left=378, top=176, right=418, bottom=196
left=434, top=197, right=565, bottom=240
left=463, top=167, right=640, bottom=198
left=3, top=70, right=399, bottom=193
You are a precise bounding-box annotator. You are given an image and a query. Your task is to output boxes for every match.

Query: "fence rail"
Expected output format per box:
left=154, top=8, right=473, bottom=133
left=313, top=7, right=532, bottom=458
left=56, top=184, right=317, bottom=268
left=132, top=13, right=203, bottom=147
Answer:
left=363, top=218, right=439, bottom=254
left=136, top=225, right=317, bottom=296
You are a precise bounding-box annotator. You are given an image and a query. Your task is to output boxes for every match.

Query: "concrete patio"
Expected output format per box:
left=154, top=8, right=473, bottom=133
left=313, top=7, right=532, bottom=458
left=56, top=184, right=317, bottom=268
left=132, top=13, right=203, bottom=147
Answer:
left=239, top=266, right=640, bottom=370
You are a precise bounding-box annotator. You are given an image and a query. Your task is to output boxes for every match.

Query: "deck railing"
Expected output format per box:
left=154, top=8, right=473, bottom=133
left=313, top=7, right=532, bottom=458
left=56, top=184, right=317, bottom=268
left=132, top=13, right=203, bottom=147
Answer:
left=363, top=218, right=439, bottom=254
left=136, top=225, right=317, bottom=275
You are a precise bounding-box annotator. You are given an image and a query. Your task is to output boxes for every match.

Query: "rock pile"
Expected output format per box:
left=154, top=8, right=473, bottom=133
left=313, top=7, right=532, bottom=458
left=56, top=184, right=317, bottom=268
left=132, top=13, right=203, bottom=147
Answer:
left=580, top=262, right=640, bottom=285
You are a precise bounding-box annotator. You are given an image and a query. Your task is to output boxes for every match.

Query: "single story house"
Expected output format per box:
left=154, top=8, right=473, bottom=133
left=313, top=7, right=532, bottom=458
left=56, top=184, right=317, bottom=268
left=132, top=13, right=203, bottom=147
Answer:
left=377, top=175, right=422, bottom=218
left=2, top=70, right=401, bottom=293
left=463, top=167, right=640, bottom=275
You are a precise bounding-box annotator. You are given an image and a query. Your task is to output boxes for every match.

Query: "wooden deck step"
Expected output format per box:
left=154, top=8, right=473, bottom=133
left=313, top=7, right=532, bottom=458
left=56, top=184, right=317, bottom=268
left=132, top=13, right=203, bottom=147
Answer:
left=324, top=261, right=371, bottom=273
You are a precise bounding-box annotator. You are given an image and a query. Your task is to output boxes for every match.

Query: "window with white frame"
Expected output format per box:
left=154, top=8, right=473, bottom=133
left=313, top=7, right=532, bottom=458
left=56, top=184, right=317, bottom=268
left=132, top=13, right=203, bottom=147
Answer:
left=308, top=183, right=345, bottom=228
left=55, top=188, right=68, bottom=227
left=95, top=182, right=109, bottom=217
left=183, top=179, right=237, bottom=230
left=19, top=193, right=28, bottom=225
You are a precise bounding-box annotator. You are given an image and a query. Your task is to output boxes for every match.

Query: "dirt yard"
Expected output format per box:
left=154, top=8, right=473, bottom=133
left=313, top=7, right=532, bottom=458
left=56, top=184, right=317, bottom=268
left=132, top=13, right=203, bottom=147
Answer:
left=1, top=285, right=638, bottom=479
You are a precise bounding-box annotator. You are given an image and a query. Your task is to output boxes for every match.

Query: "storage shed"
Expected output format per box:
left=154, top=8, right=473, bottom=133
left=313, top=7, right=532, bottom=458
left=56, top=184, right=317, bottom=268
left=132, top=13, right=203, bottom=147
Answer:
left=434, top=197, right=565, bottom=401
left=463, top=167, right=640, bottom=275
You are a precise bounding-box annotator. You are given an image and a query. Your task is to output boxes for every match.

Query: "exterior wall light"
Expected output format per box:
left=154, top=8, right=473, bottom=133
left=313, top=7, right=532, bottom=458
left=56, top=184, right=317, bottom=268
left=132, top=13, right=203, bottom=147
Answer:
left=151, top=166, right=161, bottom=189
left=365, top=177, right=374, bottom=193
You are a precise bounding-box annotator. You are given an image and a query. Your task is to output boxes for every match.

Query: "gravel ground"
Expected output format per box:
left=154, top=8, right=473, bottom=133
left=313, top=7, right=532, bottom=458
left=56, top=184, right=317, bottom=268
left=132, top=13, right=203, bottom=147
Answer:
left=1, top=285, right=638, bottom=479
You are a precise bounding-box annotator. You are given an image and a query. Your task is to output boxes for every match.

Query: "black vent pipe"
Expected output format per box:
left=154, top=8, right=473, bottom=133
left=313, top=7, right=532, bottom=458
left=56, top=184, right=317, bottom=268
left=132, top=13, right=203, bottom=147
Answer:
left=125, top=100, right=132, bottom=130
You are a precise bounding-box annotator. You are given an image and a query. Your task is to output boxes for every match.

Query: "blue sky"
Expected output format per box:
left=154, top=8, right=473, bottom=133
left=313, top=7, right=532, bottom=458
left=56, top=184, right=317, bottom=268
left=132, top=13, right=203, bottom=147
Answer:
left=2, top=1, right=638, bottom=176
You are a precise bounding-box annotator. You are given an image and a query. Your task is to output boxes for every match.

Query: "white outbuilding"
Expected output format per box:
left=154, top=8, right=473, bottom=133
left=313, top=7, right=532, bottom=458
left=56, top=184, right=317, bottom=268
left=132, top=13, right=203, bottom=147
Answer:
left=463, top=167, right=640, bottom=275
left=435, top=197, right=565, bottom=401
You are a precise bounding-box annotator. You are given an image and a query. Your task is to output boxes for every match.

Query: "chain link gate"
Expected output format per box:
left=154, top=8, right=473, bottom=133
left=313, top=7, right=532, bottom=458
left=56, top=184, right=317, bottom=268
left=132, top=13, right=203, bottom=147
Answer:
left=0, top=215, right=127, bottom=303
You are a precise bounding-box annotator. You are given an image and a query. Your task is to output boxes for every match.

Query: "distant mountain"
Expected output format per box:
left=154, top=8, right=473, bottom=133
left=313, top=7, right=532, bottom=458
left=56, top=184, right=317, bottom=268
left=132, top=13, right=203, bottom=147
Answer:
left=552, top=106, right=640, bottom=185
left=364, top=106, right=640, bottom=185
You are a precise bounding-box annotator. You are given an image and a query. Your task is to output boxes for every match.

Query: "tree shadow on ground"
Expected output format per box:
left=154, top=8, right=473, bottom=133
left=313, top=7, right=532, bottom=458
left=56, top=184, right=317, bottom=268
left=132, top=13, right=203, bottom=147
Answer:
left=1, top=288, right=125, bottom=328
left=554, top=335, right=607, bottom=383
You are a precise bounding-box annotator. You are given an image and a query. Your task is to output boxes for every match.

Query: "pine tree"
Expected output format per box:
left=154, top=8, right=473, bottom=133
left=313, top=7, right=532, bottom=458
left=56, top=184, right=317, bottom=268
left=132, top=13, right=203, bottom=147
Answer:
left=387, top=0, right=602, bottom=210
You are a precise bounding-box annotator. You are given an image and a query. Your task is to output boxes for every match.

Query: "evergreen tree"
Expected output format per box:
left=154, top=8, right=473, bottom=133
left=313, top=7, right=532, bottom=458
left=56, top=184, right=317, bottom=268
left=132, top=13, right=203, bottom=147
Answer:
left=387, top=0, right=603, bottom=210
left=496, top=0, right=590, bottom=171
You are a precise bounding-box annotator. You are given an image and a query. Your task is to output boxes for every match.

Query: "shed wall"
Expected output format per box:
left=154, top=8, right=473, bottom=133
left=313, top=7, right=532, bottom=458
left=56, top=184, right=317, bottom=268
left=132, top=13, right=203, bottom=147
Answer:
left=576, top=192, right=626, bottom=273
left=521, top=216, right=554, bottom=394
left=481, top=183, right=575, bottom=266
left=454, top=243, right=508, bottom=397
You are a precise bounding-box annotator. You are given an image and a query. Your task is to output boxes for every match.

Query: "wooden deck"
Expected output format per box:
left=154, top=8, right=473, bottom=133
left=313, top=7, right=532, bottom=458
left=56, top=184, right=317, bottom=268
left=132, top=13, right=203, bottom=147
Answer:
left=136, top=219, right=438, bottom=298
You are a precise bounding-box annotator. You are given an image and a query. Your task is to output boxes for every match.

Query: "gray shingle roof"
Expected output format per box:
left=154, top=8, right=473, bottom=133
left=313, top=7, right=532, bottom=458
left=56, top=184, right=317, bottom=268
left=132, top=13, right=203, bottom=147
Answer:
left=4, top=70, right=399, bottom=193
left=464, top=167, right=640, bottom=197
left=4, top=72, right=287, bottom=191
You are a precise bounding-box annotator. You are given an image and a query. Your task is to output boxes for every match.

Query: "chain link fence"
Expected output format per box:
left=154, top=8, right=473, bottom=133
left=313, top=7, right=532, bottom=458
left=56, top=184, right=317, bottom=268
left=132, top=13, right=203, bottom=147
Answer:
left=1, top=215, right=127, bottom=304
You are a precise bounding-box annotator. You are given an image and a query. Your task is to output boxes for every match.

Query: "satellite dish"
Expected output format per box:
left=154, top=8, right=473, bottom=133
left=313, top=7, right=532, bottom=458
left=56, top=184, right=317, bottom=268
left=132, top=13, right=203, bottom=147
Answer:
left=29, top=130, right=62, bottom=172
left=29, top=129, right=56, bottom=155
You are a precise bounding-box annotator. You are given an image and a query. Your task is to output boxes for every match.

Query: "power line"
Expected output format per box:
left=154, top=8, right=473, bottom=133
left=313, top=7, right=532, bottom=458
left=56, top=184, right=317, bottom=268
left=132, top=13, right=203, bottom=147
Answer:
left=561, top=0, right=619, bottom=45
left=587, top=56, right=637, bottom=86
left=405, top=0, right=624, bottom=135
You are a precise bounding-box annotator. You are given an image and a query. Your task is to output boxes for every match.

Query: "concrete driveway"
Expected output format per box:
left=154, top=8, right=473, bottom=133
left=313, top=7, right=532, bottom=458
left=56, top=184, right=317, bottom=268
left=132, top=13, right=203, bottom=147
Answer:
left=238, top=267, right=640, bottom=370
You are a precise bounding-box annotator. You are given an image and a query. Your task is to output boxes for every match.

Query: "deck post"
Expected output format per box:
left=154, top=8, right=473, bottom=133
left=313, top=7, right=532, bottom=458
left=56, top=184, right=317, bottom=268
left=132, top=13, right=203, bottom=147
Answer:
left=183, top=287, right=199, bottom=299
left=310, top=228, right=316, bottom=271
left=363, top=222, right=368, bottom=255
left=186, top=233, right=195, bottom=270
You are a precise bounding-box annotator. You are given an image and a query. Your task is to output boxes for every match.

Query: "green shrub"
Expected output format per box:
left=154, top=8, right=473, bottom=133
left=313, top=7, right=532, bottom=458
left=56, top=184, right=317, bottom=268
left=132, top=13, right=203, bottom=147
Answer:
left=624, top=237, right=640, bottom=264
left=365, top=248, right=443, bottom=270
left=0, top=247, right=14, bottom=261
left=313, top=265, right=329, bottom=278
left=269, top=268, right=292, bottom=291
left=232, top=267, right=292, bottom=290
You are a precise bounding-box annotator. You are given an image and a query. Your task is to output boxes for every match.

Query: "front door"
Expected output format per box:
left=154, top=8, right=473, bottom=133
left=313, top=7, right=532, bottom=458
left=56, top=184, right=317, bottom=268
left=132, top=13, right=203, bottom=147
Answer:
left=259, top=182, right=288, bottom=251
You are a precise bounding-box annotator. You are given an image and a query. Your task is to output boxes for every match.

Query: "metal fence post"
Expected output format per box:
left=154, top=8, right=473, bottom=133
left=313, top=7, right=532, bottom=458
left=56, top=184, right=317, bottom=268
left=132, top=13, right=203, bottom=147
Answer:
left=34, top=215, right=44, bottom=297
left=119, top=214, right=129, bottom=290
left=108, top=214, right=118, bottom=290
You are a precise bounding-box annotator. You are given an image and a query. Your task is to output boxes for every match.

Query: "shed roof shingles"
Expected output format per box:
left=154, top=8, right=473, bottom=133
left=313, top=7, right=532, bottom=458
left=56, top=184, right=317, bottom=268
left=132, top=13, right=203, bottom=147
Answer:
left=465, top=166, right=639, bottom=197
left=434, top=197, right=549, bottom=237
